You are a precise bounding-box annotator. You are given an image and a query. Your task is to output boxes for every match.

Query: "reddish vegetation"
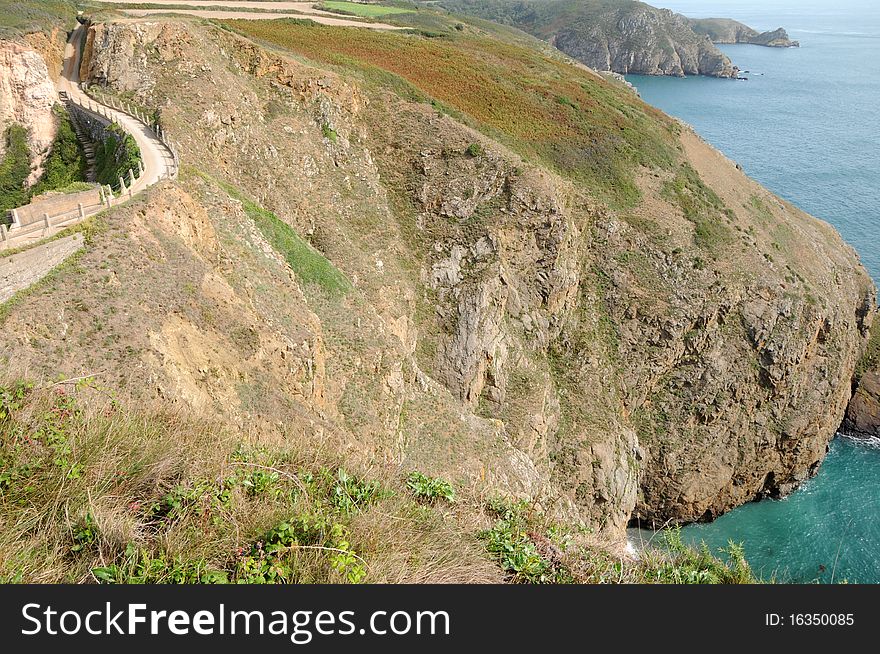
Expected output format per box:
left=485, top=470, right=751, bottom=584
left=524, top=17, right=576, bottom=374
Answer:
left=225, top=20, right=680, bottom=205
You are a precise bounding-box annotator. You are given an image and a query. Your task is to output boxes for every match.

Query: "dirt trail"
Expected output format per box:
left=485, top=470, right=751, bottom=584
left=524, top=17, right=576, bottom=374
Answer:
left=90, top=0, right=405, bottom=29
left=91, top=0, right=366, bottom=16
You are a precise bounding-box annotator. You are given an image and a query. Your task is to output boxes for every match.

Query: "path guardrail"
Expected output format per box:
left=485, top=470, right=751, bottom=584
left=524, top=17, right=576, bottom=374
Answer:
left=2, top=84, right=180, bottom=252
left=81, top=82, right=181, bottom=181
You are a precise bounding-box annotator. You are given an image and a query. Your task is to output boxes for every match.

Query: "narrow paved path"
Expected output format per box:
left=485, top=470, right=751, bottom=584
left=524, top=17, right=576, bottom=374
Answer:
left=0, top=235, right=84, bottom=303
left=60, top=24, right=175, bottom=196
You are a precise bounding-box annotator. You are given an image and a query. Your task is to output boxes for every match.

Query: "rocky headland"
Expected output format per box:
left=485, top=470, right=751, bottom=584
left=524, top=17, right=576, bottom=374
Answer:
left=690, top=19, right=800, bottom=48
left=843, top=326, right=880, bottom=439
left=437, top=1, right=801, bottom=77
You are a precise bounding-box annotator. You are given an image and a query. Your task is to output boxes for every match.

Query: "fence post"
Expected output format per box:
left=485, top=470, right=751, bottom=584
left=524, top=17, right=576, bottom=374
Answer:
left=129, top=168, right=136, bottom=186
left=138, top=159, right=144, bottom=175
left=119, top=177, right=126, bottom=195
left=78, top=203, right=85, bottom=219
left=43, top=213, right=51, bottom=237
left=1, top=223, right=7, bottom=249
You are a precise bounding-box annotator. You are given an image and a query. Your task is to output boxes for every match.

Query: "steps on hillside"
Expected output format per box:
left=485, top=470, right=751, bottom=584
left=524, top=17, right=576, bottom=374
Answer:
left=63, top=100, right=98, bottom=183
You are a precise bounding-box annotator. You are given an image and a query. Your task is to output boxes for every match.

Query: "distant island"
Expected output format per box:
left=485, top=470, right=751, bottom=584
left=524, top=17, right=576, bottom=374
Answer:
left=434, top=0, right=798, bottom=77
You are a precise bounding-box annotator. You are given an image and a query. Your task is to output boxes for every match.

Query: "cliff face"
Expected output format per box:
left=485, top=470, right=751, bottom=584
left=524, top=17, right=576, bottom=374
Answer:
left=4, top=19, right=874, bottom=542
left=439, top=0, right=738, bottom=77
left=843, top=326, right=880, bottom=439
left=550, top=7, right=737, bottom=77
left=0, top=39, right=59, bottom=182
left=844, top=372, right=880, bottom=438
left=690, top=19, right=800, bottom=48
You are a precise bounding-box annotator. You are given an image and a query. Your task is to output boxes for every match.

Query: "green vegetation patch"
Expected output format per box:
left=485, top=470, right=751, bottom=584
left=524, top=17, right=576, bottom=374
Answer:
left=480, top=499, right=574, bottom=583
left=213, top=177, right=352, bottom=297
left=0, top=124, right=31, bottom=215
left=0, top=0, right=76, bottom=37
left=662, top=162, right=734, bottom=251
left=0, top=381, right=386, bottom=583
left=31, top=106, right=87, bottom=197
left=406, top=471, right=455, bottom=504
left=224, top=19, right=680, bottom=208
left=95, top=124, right=142, bottom=189
left=479, top=499, right=758, bottom=584
left=319, top=1, right=415, bottom=18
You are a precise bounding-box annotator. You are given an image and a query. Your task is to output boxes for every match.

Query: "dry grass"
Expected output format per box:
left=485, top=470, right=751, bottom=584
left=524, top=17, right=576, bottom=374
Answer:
left=350, top=499, right=502, bottom=583
left=0, top=379, right=505, bottom=583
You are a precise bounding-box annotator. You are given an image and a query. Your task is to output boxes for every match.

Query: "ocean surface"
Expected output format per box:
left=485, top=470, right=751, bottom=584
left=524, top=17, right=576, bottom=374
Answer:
left=626, top=0, right=880, bottom=583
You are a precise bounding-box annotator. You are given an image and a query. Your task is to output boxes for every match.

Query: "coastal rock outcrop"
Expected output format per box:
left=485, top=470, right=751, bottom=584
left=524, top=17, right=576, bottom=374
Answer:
left=440, top=0, right=739, bottom=77
left=690, top=19, right=800, bottom=48
left=844, top=371, right=880, bottom=438
left=550, top=7, right=737, bottom=78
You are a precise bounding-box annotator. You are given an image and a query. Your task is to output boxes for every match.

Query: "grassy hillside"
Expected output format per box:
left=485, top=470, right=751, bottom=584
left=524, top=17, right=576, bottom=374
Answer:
left=319, top=1, right=416, bottom=18
left=0, top=0, right=77, bottom=37
left=0, top=380, right=756, bottom=583
left=224, top=18, right=679, bottom=207
left=431, top=0, right=627, bottom=37
left=430, top=0, right=737, bottom=77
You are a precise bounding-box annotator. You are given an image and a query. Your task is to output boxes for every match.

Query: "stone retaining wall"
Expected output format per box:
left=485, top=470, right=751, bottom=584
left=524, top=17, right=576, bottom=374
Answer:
left=11, top=187, right=103, bottom=228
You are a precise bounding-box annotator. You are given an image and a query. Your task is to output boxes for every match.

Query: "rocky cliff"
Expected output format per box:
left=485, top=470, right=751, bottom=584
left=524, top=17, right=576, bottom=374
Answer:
left=843, top=325, right=880, bottom=439
left=3, top=16, right=874, bottom=546
left=690, top=19, right=800, bottom=48
left=438, top=0, right=739, bottom=77
left=551, top=7, right=737, bottom=77
left=0, top=39, right=59, bottom=183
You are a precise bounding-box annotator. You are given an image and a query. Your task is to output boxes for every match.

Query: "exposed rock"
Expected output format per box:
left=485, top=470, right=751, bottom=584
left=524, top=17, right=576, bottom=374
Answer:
left=0, top=40, right=58, bottom=183
left=690, top=19, right=800, bottom=48
left=439, top=0, right=739, bottom=77
left=843, top=371, right=880, bottom=439
left=550, top=7, right=737, bottom=77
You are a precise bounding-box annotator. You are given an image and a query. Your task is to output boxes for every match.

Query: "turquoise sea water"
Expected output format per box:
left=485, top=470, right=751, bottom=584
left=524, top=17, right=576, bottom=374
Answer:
left=626, top=0, right=880, bottom=583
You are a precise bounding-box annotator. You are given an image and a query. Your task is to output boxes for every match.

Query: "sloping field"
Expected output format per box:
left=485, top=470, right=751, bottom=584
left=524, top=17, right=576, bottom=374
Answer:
left=225, top=19, right=681, bottom=206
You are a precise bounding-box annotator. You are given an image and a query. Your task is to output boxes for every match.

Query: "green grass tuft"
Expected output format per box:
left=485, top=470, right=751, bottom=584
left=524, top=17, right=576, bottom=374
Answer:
left=406, top=471, right=455, bottom=503
left=210, top=175, right=352, bottom=298
left=855, top=320, right=880, bottom=382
